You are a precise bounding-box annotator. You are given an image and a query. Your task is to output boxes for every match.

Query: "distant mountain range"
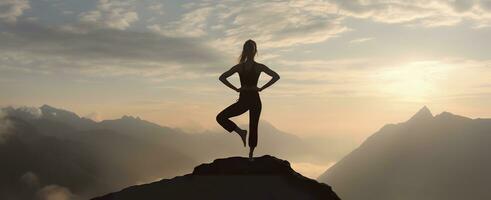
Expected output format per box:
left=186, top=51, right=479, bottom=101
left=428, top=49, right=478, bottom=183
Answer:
left=0, top=105, right=194, bottom=200
left=0, top=105, right=345, bottom=200
left=319, top=106, right=491, bottom=200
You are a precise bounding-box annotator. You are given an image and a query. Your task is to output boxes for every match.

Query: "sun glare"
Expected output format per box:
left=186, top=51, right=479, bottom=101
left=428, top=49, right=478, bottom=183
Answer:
left=376, top=61, right=451, bottom=102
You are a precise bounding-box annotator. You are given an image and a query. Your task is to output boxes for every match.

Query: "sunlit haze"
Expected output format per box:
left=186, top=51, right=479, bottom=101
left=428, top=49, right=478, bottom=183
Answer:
left=1, top=0, right=491, bottom=144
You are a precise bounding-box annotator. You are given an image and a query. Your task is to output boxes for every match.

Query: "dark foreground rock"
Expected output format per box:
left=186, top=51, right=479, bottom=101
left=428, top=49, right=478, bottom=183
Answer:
left=92, top=155, right=341, bottom=200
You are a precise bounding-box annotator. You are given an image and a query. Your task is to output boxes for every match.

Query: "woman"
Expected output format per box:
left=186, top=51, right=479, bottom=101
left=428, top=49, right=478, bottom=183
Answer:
left=216, top=39, right=280, bottom=160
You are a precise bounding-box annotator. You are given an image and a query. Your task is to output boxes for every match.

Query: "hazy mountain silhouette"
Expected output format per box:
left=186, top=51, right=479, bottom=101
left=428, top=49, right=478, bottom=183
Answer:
left=92, top=155, right=340, bottom=200
left=1, top=105, right=344, bottom=199
left=0, top=113, right=194, bottom=199
left=15, top=105, right=342, bottom=163
left=319, top=106, right=491, bottom=200
left=0, top=116, right=100, bottom=200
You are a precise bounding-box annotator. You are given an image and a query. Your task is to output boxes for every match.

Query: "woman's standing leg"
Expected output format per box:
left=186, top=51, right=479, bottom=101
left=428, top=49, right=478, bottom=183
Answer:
left=248, top=98, right=262, bottom=159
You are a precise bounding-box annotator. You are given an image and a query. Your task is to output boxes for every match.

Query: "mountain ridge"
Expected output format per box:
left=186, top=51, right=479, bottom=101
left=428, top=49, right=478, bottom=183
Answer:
left=319, top=106, right=491, bottom=200
left=1, top=104, right=344, bottom=199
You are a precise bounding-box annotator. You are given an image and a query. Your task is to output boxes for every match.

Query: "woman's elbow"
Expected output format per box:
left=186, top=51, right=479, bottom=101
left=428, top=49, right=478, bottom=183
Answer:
left=274, top=74, right=280, bottom=81
left=219, top=75, right=226, bottom=82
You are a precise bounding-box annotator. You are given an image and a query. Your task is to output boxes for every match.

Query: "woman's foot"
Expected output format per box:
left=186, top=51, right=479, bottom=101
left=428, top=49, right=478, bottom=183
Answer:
left=234, top=127, right=247, bottom=147
left=249, top=147, right=255, bottom=161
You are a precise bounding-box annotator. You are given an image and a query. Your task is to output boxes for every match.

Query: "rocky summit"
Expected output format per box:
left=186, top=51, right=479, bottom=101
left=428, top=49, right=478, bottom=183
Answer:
left=92, top=155, right=341, bottom=200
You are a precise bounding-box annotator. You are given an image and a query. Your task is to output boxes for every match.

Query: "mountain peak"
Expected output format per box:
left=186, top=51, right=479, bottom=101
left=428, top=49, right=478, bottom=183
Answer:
left=408, top=106, right=433, bottom=122
left=320, top=108, right=491, bottom=200
left=193, top=155, right=299, bottom=175
left=40, top=104, right=55, bottom=110
left=92, top=155, right=340, bottom=200
left=121, top=115, right=142, bottom=121
left=40, top=104, right=78, bottom=117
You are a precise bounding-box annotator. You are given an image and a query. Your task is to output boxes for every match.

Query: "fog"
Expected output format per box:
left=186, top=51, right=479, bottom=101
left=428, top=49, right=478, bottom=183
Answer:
left=0, top=105, right=353, bottom=199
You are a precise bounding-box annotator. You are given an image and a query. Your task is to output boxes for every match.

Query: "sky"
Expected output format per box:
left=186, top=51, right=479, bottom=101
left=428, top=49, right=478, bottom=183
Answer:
left=1, top=0, right=491, bottom=143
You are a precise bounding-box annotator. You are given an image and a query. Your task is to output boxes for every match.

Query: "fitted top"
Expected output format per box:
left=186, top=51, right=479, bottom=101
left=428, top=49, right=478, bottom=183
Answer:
left=238, top=61, right=261, bottom=88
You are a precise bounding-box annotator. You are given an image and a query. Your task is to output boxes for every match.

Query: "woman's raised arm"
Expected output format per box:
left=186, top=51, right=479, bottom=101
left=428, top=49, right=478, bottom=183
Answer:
left=259, top=64, right=280, bottom=92
left=219, top=65, right=241, bottom=92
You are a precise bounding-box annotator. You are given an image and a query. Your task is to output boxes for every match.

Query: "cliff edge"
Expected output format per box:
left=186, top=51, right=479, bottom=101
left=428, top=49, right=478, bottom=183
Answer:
left=92, top=155, right=340, bottom=200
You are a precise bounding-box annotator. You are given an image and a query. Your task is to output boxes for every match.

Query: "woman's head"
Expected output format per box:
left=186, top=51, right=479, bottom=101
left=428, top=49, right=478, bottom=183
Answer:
left=238, top=39, right=257, bottom=64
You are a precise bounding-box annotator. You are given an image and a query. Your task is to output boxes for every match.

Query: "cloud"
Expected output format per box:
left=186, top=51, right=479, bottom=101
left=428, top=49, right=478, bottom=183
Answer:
left=0, top=106, right=40, bottom=142
left=37, top=185, right=77, bottom=200
left=264, top=57, right=491, bottom=101
left=157, top=0, right=348, bottom=52
left=84, top=112, right=101, bottom=122
left=2, top=0, right=490, bottom=95
left=3, top=0, right=489, bottom=80
left=0, top=21, right=225, bottom=78
left=349, top=37, right=374, bottom=44
left=0, top=110, right=13, bottom=143
left=19, top=171, right=41, bottom=188
left=20, top=106, right=43, bottom=118
left=79, top=0, right=139, bottom=30
left=2, top=106, right=42, bottom=119
left=0, top=0, right=30, bottom=23
left=147, top=3, right=164, bottom=15
left=0, top=106, right=43, bottom=143
left=332, top=0, right=491, bottom=27
left=18, top=171, right=80, bottom=200
left=147, top=0, right=491, bottom=56
left=148, top=6, right=212, bottom=37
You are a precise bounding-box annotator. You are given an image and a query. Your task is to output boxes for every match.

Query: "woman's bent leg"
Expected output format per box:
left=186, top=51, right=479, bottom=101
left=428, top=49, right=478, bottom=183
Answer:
left=216, top=101, right=248, bottom=133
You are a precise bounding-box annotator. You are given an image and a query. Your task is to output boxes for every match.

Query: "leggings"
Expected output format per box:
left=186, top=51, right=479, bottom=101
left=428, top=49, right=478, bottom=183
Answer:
left=216, top=92, right=262, bottom=148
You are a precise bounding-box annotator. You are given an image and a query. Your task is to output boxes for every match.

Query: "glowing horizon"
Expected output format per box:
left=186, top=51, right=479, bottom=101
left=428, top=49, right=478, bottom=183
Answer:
left=1, top=0, right=491, bottom=144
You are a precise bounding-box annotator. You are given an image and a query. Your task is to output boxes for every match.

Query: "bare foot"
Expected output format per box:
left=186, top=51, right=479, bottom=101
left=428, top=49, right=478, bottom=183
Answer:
left=235, top=128, right=247, bottom=147
left=249, top=147, right=255, bottom=161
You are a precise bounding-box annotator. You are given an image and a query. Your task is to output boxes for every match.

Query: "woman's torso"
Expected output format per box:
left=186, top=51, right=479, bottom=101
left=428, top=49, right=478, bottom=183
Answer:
left=238, top=61, right=261, bottom=99
left=238, top=61, right=261, bottom=88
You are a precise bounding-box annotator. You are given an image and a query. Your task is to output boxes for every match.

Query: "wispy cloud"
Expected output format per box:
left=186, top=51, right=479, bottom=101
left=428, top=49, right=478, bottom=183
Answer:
left=159, top=0, right=348, bottom=52
left=0, top=0, right=30, bottom=23
left=148, top=6, right=212, bottom=37
left=3, top=0, right=490, bottom=80
left=147, top=3, right=164, bottom=15
left=37, top=184, right=77, bottom=200
left=1, top=0, right=491, bottom=138
left=334, top=0, right=491, bottom=27
left=79, top=0, right=139, bottom=30
left=349, top=37, right=374, bottom=44
left=0, top=21, right=225, bottom=78
left=0, top=110, right=12, bottom=143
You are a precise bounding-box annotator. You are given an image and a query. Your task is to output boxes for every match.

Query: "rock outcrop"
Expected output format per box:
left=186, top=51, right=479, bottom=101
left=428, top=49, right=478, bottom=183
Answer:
left=92, top=155, right=341, bottom=200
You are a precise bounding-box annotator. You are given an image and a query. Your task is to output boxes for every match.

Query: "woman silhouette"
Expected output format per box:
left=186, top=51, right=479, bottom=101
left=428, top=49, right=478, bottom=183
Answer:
left=216, top=39, right=280, bottom=160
